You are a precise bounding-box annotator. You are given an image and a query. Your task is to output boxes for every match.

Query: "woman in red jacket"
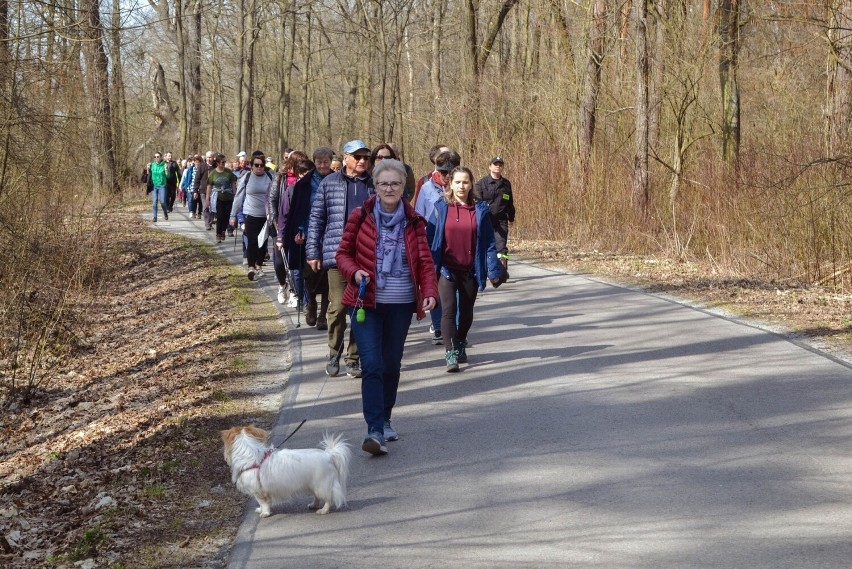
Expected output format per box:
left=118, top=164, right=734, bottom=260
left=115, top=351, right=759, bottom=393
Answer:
left=336, top=159, right=438, bottom=456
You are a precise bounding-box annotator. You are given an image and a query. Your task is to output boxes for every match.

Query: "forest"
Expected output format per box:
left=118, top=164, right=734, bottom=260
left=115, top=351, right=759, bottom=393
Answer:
left=2, top=0, right=852, bottom=394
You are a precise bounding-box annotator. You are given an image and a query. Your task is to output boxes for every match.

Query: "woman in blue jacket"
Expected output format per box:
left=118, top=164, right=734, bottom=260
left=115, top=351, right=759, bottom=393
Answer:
left=426, top=166, right=503, bottom=372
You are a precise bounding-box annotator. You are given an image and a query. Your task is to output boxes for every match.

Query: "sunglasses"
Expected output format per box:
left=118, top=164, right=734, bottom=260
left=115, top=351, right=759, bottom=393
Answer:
left=252, top=162, right=265, bottom=167
left=351, top=154, right=370, bottom=162
left=375, top=154, right=391, bottom=161
left=154, top=155, right=161, bottom=158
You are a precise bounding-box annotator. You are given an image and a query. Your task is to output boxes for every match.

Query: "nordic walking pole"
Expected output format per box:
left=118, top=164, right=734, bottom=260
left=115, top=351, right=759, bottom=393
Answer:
left=279, top=245, right=300, bottom=328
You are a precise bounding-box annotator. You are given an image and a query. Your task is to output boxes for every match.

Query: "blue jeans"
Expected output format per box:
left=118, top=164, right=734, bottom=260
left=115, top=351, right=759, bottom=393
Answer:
left=352, top=302, right=415, bottom=437
left=151, top=185, right=167, bottom=219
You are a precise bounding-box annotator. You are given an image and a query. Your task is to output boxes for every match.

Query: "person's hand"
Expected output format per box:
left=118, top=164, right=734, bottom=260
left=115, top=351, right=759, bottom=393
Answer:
left=422, top=296, right=437, bottom=312
left=294, top=231, right=305, bottom=245
left=354, top=270, right=370, bottom=285
left=308, top=259, right=321, bottom=272
left=229, top=218, right=236, bottom=227
left=275, top=240, right=283, bottom=249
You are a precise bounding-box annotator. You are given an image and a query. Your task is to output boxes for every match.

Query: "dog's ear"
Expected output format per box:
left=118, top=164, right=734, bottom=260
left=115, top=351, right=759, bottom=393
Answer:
left=244, top=425, right=269, bottom=442
left=221, top=427, right=240, bottom=445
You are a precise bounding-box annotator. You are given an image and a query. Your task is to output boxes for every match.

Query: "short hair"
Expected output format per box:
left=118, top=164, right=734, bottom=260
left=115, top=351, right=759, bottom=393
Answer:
left=443, top=166, right=475, bottom=205
left=428, top=144, right=447, bottom=164
left=294, top=159, right=315, bottom=177
left=435, top=150, right=461, bottom=171
left=313, top=146, right=334, bottom=161
left=285, top=150, right=308, bottom=173
left=372, top=158, right=407, bottom=182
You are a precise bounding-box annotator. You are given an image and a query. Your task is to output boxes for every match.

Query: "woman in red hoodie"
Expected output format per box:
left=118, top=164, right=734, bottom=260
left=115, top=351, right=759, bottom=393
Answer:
left=336, top=159, right=438, bottom=456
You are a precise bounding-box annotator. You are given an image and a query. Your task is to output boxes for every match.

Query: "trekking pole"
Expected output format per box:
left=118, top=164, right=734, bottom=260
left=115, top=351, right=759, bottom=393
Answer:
left=279, top=246, right=300, bottom=328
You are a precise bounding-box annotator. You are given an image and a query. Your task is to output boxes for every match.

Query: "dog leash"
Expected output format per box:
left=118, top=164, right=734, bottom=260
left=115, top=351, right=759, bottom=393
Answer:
left=274, top=278, right=366, bottom=449
left=274, top=419, right=306, bottom=448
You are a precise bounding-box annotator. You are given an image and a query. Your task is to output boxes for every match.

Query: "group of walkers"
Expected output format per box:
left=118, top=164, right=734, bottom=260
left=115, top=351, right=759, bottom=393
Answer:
left=144, top=140, right=516, bottom=457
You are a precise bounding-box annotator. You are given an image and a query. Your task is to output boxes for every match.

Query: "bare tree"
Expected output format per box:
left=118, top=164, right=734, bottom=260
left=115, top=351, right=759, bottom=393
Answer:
left=825, top=0, right=852, bottom=155
left=632, top=0, right=649, bottom=216
left=574, top=0, right=608, bottom=192
left=81, top=0, right=118, bottom=193
left=717, top=0, right=740, bottom=165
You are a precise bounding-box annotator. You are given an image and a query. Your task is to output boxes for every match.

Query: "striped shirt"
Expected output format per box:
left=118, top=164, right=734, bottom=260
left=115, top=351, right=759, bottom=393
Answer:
left=375, top=243, right=415, bottom=304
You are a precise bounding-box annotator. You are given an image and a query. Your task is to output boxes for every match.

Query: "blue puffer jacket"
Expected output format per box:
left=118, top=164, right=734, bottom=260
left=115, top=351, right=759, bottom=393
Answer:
left=426, top=199, right=502, bottom=291
left=306, top=170, right=374, bottom=269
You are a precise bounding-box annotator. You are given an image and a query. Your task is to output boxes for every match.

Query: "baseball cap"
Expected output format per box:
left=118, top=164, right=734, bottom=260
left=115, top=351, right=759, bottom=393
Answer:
left=236, top=151, right=246, bottom=158
left=490, top=156, right=505, bottom=165
left=342, top=139, right=370, bottom=154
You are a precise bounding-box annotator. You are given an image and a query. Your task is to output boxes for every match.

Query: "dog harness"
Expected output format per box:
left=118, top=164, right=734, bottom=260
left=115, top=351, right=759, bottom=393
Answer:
left=239, top=449, right=273, bottom=489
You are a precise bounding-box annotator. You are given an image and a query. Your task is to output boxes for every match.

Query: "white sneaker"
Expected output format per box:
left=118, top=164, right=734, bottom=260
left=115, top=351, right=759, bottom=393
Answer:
left=277, top=286, right=286, bottom=305
left=242, top=258, right=248, bottom=265
left=254, top=267, right=264, bottom=279
left=287, top=293, right=298, bottom=308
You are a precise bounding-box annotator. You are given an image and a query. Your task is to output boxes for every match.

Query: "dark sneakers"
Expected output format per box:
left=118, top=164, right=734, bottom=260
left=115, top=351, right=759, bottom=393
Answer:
left=457, top=339, right=468, bottom=363
left=346, top=361, right=362, bottom=378
left=362, top=432, right=388, bottom=456
left=325, top=354, right=340, bottom=377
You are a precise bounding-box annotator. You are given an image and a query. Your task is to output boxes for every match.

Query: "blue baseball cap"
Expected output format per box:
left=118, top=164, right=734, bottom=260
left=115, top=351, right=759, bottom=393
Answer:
left=342, top=140, right=370, bottom=154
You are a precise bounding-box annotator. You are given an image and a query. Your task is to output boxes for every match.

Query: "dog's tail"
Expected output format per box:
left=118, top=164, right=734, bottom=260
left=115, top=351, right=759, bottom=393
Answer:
left=321, top=432, right=351, bottom=508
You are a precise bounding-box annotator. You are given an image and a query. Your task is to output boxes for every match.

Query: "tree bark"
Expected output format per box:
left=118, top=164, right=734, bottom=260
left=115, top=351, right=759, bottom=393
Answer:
left=430, top=0, right=445, bottom=101
left=187, top=0, right=202, bottom=152
left=718, top=0, right=740, bottom=165
left=632, top=0, right=649, bottom=217
left=109, top=0, right=127, bottom=177
left=574, top=0, right=608, bottom=193
left=825, top=0, right=852, bottom=155
left=81, top=0, right=118, bottom=193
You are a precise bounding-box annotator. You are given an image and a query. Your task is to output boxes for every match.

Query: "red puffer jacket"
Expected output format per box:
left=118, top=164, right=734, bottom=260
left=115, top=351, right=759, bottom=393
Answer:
left=336, top=196, right=438, bottom=320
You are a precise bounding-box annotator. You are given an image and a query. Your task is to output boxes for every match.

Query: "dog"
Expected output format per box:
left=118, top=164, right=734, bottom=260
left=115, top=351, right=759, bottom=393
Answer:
left=221, top=425, right=351, bottom=518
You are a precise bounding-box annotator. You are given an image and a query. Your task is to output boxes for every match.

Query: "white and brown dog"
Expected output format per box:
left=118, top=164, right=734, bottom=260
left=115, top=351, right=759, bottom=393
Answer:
left=221, top=425, right=351, bottom=518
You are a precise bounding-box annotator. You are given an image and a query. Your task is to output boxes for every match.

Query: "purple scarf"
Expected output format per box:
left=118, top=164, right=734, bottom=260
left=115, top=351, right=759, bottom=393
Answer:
left=374, top=201, right=406, bottom=289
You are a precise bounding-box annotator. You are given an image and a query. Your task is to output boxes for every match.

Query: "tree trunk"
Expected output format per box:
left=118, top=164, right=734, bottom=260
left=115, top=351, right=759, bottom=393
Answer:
left=632, top=0, right=649, bottom=217
left=175, top=0, right=188, bottom=157
left=430, top=0, right=445, bottom=102
left=81, top=0, right=118, bottom=193
left=187, top=0, right=202, bottom=152
left=826, top=0, right=852, bottom=155
left=280, top=6, right=296, bottom=152
left=574, top=0, right=608, bottom=193
left=234, top=0, right=246, bottom=151
left=718, top=0, right=740, bottom=165
left=109, top=0, right=127, bottom=178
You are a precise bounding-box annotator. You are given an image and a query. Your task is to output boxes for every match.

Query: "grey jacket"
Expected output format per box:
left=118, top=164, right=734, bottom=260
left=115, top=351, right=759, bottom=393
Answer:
left=306, top=170, right=374, bottom=269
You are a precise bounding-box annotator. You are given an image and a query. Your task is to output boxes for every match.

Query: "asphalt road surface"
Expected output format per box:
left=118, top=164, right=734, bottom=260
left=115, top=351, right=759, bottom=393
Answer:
left=154, top=209, right=852, bottom=569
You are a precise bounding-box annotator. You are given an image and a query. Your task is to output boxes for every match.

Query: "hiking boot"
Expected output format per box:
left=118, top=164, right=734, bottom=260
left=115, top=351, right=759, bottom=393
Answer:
left=445, top=349, right=459, bottom=372
left=316, top=316, right=328, bottom=331
left=362, top=432, right=387, bottom=456
left=430, top=325, right=443, bottom=345
left=325, top=354, right=340, bottom=377
left=457, top=339, right=468, bottom=363
left=383, top=420, right=398, bottom=442
left=254, top=267, right=264, bottom=279
left=164, top=212, right=168, bottom=220
left=346, top=361, right=362, bottom=378
left=277, top=286, right=287, bottom=305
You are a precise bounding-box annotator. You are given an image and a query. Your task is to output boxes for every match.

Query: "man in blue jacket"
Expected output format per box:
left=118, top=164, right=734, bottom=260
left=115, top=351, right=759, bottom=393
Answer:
left=306, top=140, right=375, bottom=378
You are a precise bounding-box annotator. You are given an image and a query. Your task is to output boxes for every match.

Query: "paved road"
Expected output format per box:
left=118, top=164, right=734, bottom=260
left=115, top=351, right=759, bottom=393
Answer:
left=154, top=209, right=852, bottom=568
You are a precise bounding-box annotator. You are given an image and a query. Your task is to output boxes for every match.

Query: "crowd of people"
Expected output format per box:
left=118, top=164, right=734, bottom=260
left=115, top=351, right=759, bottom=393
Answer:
left=144, top=141, right=516, bottom=456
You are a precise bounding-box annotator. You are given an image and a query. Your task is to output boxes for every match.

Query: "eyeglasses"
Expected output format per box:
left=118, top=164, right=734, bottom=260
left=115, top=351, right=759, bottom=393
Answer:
left=351, top=154, right=370, bottom=162
left=375, top=154, right=391, bottom=161
left=376, top=181, right=403, bottom=190
left=252, top=162, right=265, bottom=167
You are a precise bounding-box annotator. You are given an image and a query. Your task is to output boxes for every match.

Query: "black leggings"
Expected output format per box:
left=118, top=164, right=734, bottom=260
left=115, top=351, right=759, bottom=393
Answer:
left=243, top=215, right=267, bottom=268
left=438, top=269, right=478, bottom=350
left=216, top=198, right=233, bottom=235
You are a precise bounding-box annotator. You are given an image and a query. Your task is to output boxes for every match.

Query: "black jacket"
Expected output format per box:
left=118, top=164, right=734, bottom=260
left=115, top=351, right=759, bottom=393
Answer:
left=474, top=175, right=515, bottom=222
